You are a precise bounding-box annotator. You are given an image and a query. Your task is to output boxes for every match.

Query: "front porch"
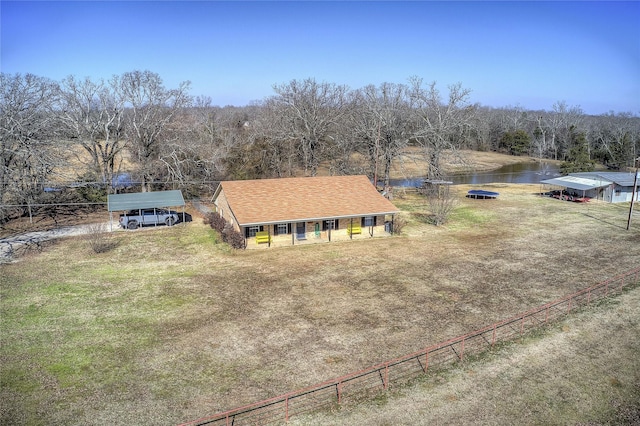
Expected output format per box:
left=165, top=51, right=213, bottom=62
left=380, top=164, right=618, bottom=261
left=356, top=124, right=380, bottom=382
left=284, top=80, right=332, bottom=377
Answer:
left=244, top=216, right=394, bottom=249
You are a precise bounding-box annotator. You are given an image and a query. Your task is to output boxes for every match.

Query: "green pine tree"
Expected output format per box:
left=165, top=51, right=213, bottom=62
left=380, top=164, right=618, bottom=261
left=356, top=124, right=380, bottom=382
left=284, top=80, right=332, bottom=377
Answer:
left=560, top=126, right=595, bottom=174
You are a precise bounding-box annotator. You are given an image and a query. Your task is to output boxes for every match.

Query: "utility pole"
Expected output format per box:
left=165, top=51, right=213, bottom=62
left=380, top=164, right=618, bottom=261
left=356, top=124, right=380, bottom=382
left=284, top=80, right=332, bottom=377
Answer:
left=627, top=164, right=639, bottom=231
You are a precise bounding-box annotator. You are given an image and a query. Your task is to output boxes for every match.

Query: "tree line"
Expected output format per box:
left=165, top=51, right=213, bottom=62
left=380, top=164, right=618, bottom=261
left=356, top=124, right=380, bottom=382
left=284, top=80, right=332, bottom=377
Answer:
left=1, top=70, right=639, bottom=223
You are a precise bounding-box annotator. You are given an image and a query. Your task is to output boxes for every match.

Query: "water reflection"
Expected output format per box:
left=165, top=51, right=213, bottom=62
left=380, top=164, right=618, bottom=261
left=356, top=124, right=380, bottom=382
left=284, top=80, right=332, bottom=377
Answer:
left=390, top=162, right=560, bottom=187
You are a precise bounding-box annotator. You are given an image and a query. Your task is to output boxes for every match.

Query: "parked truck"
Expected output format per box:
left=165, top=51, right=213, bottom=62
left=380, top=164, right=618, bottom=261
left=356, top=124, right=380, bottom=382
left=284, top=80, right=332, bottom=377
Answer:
left=119, top=208, right=179, bottom=229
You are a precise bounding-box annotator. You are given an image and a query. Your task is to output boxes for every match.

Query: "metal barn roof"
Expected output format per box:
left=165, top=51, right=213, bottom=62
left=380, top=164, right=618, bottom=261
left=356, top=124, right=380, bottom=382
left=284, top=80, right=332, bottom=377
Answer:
left=570, top=172, right=637, bottom=187
left=540, top=176, right=611, bottom=191
left=107, top=190, right=185, bottom=212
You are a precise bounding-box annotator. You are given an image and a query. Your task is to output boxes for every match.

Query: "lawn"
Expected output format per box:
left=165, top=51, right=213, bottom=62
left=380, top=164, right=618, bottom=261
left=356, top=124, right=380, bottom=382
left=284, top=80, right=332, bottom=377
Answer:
left=292, top=284, right=640, bottom=425
left=1, top=184, right=639, bottom=425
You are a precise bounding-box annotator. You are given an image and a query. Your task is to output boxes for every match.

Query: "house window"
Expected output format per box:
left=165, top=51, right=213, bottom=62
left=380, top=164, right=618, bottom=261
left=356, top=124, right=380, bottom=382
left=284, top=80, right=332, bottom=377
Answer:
left=322, top=219, right=338, bottom=231
left=362, top=216, right=377, bottom=227
left=274, top=223, right=291, bottom=235
left=245, top=225, right=263, bottom=238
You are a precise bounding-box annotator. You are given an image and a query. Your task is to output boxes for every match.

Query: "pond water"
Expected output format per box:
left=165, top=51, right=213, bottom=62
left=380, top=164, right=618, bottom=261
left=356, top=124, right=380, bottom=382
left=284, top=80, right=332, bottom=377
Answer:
left=390, top=162, right=561, bottom=187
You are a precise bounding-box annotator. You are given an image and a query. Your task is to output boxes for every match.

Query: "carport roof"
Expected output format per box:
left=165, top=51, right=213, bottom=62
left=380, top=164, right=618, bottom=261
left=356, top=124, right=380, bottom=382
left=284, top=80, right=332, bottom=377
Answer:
left=540, top=176, right=611, bottom=191
left=107, top=190, right=185, bottom=212
left=570, top=172, right=637, bottom=187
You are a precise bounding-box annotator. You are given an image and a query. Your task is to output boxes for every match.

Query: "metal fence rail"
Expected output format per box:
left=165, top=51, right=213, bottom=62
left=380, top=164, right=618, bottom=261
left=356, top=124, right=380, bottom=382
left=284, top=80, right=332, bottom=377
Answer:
left=180, top=267, right=640, bottom=426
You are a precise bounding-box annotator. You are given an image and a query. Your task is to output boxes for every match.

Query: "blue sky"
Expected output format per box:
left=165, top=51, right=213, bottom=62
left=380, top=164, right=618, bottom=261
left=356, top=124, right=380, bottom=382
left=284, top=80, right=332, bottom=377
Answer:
left=2, top=1, right=639, bottom=114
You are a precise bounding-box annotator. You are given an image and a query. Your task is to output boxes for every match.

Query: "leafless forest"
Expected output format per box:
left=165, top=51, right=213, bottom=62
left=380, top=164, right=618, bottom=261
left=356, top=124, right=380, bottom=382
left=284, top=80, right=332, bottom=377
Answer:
left=2, top=71, right=639, bottom=224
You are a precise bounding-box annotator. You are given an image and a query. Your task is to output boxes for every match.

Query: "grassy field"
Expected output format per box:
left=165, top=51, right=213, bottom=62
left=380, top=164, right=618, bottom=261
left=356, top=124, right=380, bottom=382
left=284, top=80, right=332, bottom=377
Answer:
left=1, top=183, right=639, bottom=425
left=292, top=284, right=640, bottom=425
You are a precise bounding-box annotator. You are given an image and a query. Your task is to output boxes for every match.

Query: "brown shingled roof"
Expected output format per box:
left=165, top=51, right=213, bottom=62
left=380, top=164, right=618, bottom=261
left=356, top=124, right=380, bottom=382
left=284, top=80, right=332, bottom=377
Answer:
left=215, top=175, right=398, bottom=226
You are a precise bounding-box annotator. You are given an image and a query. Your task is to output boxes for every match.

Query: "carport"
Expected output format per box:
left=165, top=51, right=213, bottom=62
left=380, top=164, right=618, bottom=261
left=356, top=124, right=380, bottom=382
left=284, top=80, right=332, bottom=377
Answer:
left=540, top=176, right=610, bottom=201
left=107, top=190, right=186, bottom=230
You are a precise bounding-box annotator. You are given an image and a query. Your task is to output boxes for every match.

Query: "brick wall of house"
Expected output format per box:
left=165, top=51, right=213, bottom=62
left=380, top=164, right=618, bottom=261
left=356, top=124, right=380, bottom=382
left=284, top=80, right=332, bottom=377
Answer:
left=213, top=189, right=240, bottom=231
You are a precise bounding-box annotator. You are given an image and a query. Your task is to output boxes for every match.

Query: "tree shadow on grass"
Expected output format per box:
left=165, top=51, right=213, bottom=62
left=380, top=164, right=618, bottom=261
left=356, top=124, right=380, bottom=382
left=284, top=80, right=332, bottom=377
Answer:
left=580, top=212, right=628, bottom=230
left=411, top=212, right=439, bottom=226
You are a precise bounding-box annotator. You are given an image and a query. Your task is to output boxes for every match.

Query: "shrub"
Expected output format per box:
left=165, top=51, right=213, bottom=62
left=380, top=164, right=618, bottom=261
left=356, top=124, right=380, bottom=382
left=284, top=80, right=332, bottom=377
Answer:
left=425, top=185, right=457, bottom=226
left=74, top=172, right=108, bottom=203
left=84, top=223, right=119, bottom=254
left=205, top=212, right=227, bottom=234
left=205, top=213, right=245, bottom=249
left=391, top=214, right=407, bottom=235
left=222, top=225, right=246, bottom=249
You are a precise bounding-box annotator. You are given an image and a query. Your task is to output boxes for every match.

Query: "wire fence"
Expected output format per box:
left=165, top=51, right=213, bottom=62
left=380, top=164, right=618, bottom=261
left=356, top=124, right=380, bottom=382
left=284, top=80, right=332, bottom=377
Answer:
left=180, top=267, right=640, bottom=426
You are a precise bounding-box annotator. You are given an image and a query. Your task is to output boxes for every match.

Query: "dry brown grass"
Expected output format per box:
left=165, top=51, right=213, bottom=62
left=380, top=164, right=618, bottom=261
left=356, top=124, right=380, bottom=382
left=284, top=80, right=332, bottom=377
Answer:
left=388, top=147, right=545, bottom=179
left=292, top=285, right=640, bottom=425
left=1, top=182, right=639, bottom=425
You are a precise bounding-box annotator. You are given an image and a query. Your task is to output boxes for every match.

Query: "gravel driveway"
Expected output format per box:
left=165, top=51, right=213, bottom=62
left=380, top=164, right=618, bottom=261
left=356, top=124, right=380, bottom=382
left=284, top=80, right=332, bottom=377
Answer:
left=0, top=222, right=112, bottom=263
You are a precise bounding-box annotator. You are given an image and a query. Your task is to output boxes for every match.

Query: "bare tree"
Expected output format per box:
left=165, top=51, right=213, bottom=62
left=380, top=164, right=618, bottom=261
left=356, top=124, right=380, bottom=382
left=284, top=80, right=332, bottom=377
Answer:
left=248, top=98, right=299, bottom=178
left=589, top=112, right=640, bottom=169
left=163, top=98, right=251, bottom=187
left=545, top=101, right=584, bottom=161
left=498, top=105, right=528, bottom=133
left=466, top=106, right=495, bottom=151
left=531, top=113, right=550, bottom=160
left=409, top=78, right=474, bottom=180
left=270, top=78, right=349, bottom=176
left=425, top=184, right=457, bottom=226
left=118, top=70, right=191, bottom=191
left=58, top=75, right=126, bottom=192
left=350, top=83, right=411, bottom=186
left=0, top=73, right=61, bottom=223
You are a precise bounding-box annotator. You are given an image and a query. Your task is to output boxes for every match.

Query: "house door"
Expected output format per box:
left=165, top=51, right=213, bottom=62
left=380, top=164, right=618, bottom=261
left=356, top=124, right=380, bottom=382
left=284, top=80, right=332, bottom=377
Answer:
left=296, top=223, right=306, bottom=240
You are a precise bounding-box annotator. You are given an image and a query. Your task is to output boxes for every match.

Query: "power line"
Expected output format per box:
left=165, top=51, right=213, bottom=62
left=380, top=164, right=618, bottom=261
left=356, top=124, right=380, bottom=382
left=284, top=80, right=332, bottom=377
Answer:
left=1, top=202, right=107, bottom=208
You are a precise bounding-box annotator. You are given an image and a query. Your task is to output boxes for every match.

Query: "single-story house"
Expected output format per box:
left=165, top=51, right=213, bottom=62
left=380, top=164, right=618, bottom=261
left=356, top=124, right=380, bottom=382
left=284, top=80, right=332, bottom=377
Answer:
left=212, top=175, right=399, bottom=247
left=541, top=172, right=639, bottom=203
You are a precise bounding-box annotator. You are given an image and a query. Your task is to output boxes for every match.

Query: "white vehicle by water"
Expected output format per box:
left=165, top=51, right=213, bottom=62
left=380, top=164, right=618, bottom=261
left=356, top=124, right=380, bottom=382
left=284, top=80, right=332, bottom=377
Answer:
left=119, top=208, right=179, bottom=229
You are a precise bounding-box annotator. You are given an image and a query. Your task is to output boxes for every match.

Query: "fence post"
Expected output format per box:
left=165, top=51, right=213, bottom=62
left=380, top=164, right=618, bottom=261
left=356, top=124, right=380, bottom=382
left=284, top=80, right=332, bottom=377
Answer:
left=337, top=382, right=342, bottom=405
left=425, top=349, right=429, bottom=372
left=460, top=337, right=465, bottom=361
left=491, top=324, right=497, bottom=348
left=520, top=315, right=525, bottom=336
left=587, top=289, right=591, bottom=304
left=567, top=297, right=572, bottom=314
left=285, top=395, right=289, bottom=422
left=605, top=280, right=609, bottom=297
left=545, top=306, right=549, bottom=323
left=384, top=363, right=389, bottom=390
